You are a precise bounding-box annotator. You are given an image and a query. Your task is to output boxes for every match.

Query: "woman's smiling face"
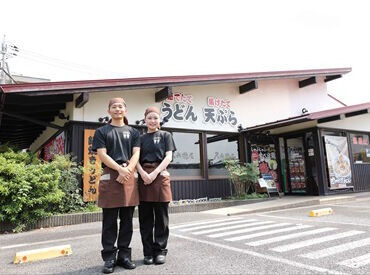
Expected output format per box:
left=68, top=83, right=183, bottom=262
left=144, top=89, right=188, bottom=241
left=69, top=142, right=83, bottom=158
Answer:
left=145, top=112, right=160, bottom=132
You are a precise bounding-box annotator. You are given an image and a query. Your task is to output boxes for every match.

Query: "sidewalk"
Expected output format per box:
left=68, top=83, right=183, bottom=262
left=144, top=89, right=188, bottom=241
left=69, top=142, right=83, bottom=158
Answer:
left=202, top=191, right=370, bottom=216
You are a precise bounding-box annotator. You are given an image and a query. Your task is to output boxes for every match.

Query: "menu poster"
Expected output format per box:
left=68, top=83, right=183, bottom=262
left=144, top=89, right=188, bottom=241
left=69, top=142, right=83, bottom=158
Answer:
left=324, top=136, right=352, bottom=189
left=261, top=174, right=277, bottom=190
left=251, top=144, right=280, bottom=191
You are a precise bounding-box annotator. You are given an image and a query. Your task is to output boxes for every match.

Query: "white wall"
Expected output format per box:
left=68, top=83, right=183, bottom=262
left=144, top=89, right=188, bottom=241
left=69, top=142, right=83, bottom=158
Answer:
left=237, top=76, right=341, bottom=128
left=29, top=76, right=342, bottom=151
left=319, top=113, right=370, bottom=132
left=70, top=77, right=337, bottom=131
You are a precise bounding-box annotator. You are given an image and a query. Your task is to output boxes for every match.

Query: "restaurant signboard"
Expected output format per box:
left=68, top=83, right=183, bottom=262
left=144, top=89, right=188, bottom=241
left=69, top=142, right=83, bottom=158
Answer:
left=161, top=93, right=238, bottom=127
left=83, top=129, right=101, bottom=202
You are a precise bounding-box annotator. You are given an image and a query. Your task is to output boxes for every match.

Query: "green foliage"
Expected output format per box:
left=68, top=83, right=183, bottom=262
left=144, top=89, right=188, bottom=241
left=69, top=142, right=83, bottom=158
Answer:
left=79, top=202, right=100, bottom=213
left=49, top=155, right=85, bottom=214
left=0, top=148, right=97, bottom=232
left=0, top=150, right=63, bottom=232
left=227, top=192, right=268, bottom=200
left=224, top=159, right=259, bottom=198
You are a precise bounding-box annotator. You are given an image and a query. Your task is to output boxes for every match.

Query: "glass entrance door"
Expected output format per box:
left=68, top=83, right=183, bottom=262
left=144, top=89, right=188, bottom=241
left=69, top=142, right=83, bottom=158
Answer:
left=286, top=137, right=307, bottom=194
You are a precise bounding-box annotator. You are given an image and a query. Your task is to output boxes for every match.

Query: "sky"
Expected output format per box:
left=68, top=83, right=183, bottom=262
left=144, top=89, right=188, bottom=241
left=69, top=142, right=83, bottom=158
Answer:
left=1, top=0, right=370, bottom=105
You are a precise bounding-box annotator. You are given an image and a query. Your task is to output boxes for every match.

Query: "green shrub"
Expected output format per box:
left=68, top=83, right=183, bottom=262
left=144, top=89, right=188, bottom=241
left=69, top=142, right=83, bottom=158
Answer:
left=50, top=154, right=85, bottom=214
left=0, top=151, right=63, bottom=232
left=227, top=192, right=268, bottom=200
left=224, top=159, right=259, bottom=197
left=0, top=148, right=96, bottom=232
left=79, top=202, right=100, bottom=213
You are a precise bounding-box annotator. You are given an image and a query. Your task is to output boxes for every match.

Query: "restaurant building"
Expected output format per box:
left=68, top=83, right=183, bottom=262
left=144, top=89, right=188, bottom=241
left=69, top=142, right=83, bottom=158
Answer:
left=1, top=67, right=369, bottom=200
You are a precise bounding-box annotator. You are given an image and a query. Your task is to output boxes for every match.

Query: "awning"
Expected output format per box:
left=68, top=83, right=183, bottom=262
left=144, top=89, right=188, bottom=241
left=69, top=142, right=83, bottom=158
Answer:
left=243, top=102, right=370, bottom=133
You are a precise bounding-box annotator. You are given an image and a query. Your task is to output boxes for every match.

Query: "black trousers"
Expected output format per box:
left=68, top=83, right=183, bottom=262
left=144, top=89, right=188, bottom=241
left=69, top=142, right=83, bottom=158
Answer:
left=139, top=201, right=169, bottom=257
left=101, top=206, right=135, bottom=261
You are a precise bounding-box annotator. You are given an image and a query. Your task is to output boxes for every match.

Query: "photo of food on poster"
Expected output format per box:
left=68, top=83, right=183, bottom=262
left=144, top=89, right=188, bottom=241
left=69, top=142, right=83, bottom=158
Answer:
left=324, top=135, right=352, bottom=189
left=251, top=144, right=280, bottom=190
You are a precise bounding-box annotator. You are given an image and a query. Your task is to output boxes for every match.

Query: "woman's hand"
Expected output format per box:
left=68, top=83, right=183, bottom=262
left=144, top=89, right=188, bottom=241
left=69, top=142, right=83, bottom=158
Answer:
left=140, top=171, right=153, bottom=185
left=148, top=170, right=160, bottom=182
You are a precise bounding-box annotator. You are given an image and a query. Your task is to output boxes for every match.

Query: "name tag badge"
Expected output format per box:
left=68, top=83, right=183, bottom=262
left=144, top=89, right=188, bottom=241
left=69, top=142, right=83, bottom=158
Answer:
left=100, top=174, right=111, bottom=181
left=160, top=171, right=170, bottom=176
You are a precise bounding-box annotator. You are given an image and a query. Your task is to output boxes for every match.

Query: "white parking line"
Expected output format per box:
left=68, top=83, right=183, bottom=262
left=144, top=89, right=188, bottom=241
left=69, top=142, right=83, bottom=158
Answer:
left=0, top=234, right=100, bottom=250
left=256, top=213, right=370, bottom=227
left=225, top=224, right=312, bottom=242
left=338, top=253, right=370, bottom=268
left=271, top=230, right=364, bottom=252
left=192, top=220, right=272, bottom=235
left=179, top=219, right=251, bottom=232
left=246, top=227, right=337, bottom=247
left=170, top=232, right=347, bottom=275
left=301, top=237, right=370, bottom=259
left=171, top=217, right=242, bottom=229
left=208, top=223, right=290, bottom=238
left=331, top=205, right=370, bottom=209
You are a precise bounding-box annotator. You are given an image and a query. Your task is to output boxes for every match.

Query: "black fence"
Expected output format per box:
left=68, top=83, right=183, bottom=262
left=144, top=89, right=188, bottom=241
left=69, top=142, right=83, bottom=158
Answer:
left=171, top=178, right=233, bottom=200
left=353, top=164, right=370, bottom=192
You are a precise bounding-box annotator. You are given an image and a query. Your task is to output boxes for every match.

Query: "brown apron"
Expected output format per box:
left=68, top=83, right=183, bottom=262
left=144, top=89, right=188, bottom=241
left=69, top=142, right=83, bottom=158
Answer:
left=138, top=163, right=172, bottom=202
left=98, top=164, right=139, bottom=208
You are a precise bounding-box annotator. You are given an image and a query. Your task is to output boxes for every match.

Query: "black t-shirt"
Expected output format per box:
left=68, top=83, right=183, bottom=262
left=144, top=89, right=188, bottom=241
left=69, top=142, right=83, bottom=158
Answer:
left=140, top=130, right=176, bottom=164
left=92, top=124, right=140, bottom=166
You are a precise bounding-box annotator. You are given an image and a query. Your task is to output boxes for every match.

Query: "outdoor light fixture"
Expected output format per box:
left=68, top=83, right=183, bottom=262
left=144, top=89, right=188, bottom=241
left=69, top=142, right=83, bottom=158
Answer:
left=135, top=119, right=145, bottom=125
left=98, top=116, right=110, bottom=123
left=58, top=113, right=69, bottom=120
left=135, top=117, right=169, bottom=126
left=237, top=124, right=243, bottom=132
left=160, top=117, right=169, bottom=126
left=302, top=108, right=309, bottom=114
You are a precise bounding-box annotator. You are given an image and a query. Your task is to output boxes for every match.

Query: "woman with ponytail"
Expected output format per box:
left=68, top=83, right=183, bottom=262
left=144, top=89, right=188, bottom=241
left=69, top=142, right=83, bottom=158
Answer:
left=136, top=106, right=176, bottom=265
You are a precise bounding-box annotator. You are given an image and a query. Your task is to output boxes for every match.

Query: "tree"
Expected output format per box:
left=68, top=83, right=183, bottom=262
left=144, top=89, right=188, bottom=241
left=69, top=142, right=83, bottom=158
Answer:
left=224, top=159, right=259, bottom=198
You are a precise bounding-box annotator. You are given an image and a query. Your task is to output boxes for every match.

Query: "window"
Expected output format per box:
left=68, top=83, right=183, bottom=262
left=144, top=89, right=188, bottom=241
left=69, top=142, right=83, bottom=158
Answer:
left=167, top=132, right=202, bottom=178
left=207, top=134, right=239, bottom=177
left=350, top=133, right=370, bottom=164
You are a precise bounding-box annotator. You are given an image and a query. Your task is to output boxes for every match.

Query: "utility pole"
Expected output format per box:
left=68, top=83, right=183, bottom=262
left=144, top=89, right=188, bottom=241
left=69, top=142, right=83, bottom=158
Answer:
left=0, top=36, right=6, bottom=84
left=0, top=35, right=18, bottom=84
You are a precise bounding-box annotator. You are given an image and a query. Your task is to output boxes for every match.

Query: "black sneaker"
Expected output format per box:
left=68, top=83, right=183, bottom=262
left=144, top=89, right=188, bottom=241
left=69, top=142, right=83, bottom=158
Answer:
left=116, top=258, right=136, bottom=269
left=102, top=259, right=116, bottom=274
left=143, top=256, right=154, bottom=265
left=154, top=255, right=166, bottom=265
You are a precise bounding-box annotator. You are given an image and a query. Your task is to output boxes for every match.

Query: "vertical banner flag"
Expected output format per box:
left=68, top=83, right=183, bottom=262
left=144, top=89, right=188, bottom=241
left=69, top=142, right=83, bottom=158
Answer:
left=83, top=129, right=101, bottom=202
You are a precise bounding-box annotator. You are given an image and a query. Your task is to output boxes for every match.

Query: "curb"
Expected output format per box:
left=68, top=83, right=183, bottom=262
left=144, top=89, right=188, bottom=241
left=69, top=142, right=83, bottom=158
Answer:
left=0, top=212, right=104, bottom=233
left=225, top=195, right=356, bottom=216
left=0, top=198, right=272, bottom=233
